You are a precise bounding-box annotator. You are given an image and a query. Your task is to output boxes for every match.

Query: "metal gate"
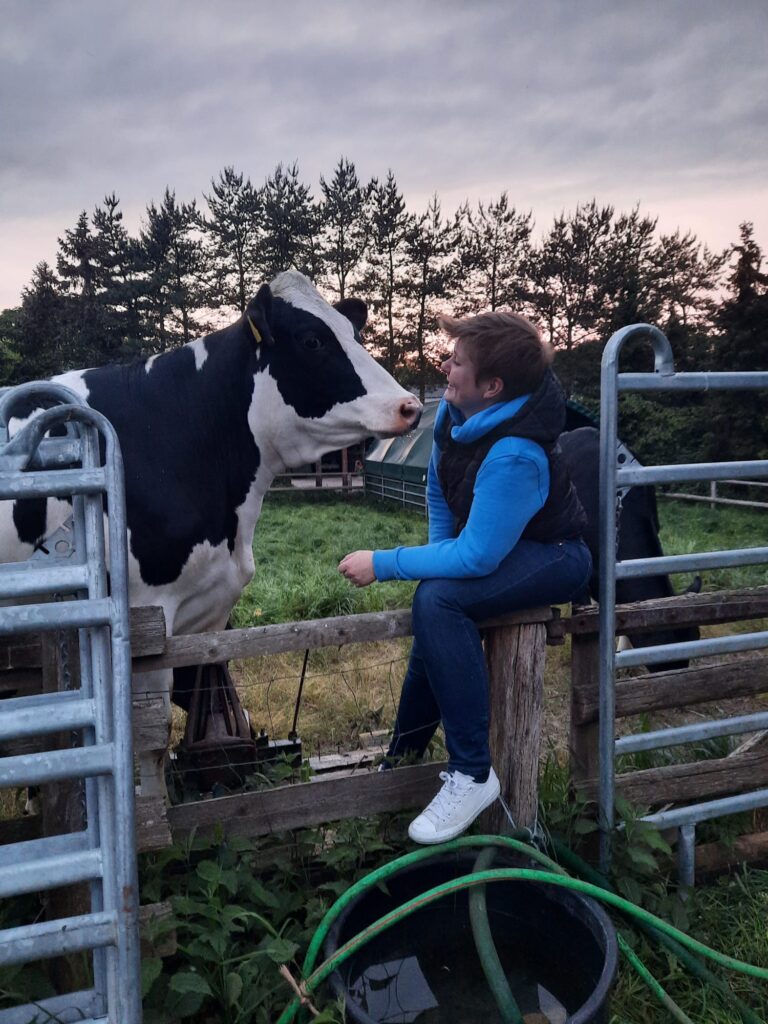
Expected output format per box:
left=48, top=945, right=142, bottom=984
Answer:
left=0, top=383, right=141, bottom=1023
left=598, top=326, right=768, bottom=881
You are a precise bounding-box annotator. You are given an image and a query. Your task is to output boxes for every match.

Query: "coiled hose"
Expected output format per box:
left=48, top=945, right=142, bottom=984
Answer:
left=276, top=834, right=768, bottom=1024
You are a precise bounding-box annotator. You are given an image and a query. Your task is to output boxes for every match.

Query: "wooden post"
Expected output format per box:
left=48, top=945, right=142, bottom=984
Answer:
left=40, top=630, right=90, bottom=992
left=569, top=634, right=600, bottom=788
left=314, top=461, right=323, bottom=487
left=341, top=446, right=349, bottom=489
left=482, top=620, right=546, bottom=832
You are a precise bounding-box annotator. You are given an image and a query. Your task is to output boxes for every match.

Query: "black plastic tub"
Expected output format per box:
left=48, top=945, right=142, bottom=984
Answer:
left=324, top=850, right=618, bottom=1024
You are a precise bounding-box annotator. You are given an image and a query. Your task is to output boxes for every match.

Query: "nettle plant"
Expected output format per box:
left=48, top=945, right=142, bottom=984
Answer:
left=139, top=816, right=408, bottom=1024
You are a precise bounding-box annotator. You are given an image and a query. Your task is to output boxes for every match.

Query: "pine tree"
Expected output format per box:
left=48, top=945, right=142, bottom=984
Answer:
left=318, top=157, right=369, bottom=300
left=16, top=262, right=68, bottom=378
left=402, top=195, right=460, bottom=400
left=201, top=167, right=262, bottom=313
left=139, top=189, right=205, bottom=351
left=459, top=193, right=532, bottom=313
left=708, top=223, right=768, bottom=460
left=259, top=163, right=319, bottom=280
left=528, top=200, right=614, bottom=350
left=360, top=171, right=412, bottom=374
left=92, top=193, right=145, bottom=357
left=56, top=210, right=109, bottom=366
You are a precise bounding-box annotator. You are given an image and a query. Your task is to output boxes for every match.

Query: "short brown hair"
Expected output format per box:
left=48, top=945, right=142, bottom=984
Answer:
left=438, top=310, right=553, bottom=400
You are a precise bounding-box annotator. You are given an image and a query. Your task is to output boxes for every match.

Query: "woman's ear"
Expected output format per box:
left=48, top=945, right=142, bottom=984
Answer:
left=482, top=377, right=504, bottom=401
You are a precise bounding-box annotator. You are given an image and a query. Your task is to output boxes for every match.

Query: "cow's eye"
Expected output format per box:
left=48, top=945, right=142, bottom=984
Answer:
left=303, top=334, right=324, bottom=351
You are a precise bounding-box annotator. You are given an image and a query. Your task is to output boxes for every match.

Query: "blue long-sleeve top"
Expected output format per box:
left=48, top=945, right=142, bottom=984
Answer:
left=372, top=396, right=550, bottom=580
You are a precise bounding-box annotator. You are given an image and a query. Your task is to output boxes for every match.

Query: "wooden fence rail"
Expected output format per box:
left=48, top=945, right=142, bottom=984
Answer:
left=568, top=585, right=768, bottom=871
left=5, top=585, right=768, bottom=875
left=2, top=603, right=564, bottom=853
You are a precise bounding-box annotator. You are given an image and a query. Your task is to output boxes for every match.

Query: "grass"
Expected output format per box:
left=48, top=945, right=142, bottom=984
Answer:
left=657, top=496, right=768, bottom=591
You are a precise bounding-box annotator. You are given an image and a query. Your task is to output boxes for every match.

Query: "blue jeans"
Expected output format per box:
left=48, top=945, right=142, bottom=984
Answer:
left=387, top=538, right=592, bottom=780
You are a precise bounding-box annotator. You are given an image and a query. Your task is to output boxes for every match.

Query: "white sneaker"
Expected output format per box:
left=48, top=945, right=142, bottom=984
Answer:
left=408, top=768, right=500, bottom=845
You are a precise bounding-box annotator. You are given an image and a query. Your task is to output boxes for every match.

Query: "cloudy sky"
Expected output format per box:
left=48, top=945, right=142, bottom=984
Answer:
left=2, top=0, right=766, bottom=310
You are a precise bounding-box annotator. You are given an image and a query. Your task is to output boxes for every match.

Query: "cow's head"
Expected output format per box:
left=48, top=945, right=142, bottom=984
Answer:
left=243, top=272, right=421, bottom=468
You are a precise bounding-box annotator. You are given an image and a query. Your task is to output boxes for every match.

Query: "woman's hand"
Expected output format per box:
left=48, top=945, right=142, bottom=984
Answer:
left=338, top=550, right=376, bottom=587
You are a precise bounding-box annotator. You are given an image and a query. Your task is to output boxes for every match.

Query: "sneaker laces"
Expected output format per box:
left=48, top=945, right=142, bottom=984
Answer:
left=423, top=770, right=473, bottom=823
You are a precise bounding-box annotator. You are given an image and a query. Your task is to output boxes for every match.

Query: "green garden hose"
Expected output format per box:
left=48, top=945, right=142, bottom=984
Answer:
left=468, top=845, right=523, bottom=1024
left=548, top=836, right=765, bottom=1024
left=278, top=835, right=768, bottom=1024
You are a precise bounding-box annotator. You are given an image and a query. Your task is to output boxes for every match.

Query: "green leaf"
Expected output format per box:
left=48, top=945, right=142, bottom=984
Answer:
left=626, top=846, right=658, bottom=872
left=170, top=971, right=213, bottom=997
left=226, top=971, right=243, bottom=1006
left=264, top=937, right=300, bottom=964
left=638, top=827, right=672, bottom=855
left=573, top=817, right=599, bottom=835
left=196, top=860, right=222, bottom=885
left=245, top=878, right=280, bottom=908
left=141, top=957, right=163, bottom=998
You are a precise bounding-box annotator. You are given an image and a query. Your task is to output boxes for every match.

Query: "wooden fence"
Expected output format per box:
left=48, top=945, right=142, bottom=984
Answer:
left=0, top=604, right=564, bottom=854
left=3, top=587, right=768, bottom=877
left=568, top=586, right=768, bottom=872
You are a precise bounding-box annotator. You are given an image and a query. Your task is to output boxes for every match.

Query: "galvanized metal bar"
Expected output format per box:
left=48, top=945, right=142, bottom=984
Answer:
left=0, top=387, right=142, bottom=1023
left=0, top=561, right=90, bottom=600
left=0, top=467, right=106, bottom=499
left=0, top=597, right=112, bottom=636
left=0, top=989, right=105, bottom=1024
left=640, top=788, right=768, bottom=829
left=598, top=325, right=670, bottom=869
left=0, top=912, right=118, bottom=966
left=618, top=371, right=768, bottom=391
left=0, top=695, right=96, bottom=741
left=0, top=742, right=114, bottom=787
left=616, top=629, right=768, bottom=668
left=99, top=415, right=142, bottom=1024
left=616, top=546, right=768, bottom=578
left=616, top=711, right=768, bottom=754
left=677, top=824, right=696, bottom=891
left=0, top=830, right=89, bottom=868
left=0, top=849, right=103, bottom=898
left=617, top=461, right=768, bottom=487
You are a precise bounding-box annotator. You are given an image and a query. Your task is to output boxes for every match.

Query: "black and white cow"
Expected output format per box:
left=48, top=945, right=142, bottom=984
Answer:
left=559, top=426, right=700, bottom=669
left=1, top=271, right=421, bottom=718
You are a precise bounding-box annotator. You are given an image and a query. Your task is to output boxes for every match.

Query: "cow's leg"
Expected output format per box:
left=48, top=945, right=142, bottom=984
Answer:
left=133, top=668, right=173, bottom=800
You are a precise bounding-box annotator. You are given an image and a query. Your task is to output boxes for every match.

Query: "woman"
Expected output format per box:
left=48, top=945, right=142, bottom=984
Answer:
left=339, top=310, right=591, bottom=844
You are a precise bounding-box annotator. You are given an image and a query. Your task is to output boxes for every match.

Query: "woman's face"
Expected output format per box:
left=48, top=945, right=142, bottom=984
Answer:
left=441, top=340, right=494, bottom=417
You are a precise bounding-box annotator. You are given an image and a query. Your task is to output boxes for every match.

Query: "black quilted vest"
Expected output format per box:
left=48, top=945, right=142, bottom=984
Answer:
left=436, top=370, right=587, bottom=542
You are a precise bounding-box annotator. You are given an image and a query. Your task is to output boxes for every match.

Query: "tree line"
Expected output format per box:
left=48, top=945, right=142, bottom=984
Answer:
left=1, top=158, right=766, bottom=463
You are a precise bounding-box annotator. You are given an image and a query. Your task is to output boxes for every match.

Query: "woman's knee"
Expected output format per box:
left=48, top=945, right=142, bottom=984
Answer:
left=412, top=578, right=456, bottom=628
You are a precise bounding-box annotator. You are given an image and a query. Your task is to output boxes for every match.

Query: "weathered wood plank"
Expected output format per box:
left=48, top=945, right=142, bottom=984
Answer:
left=134, top=607, right=554, bottom=672
left=572, top=655, right=768, bottom=725
left=565, top=587, right=768, bottom=636
left=0, top=796, right=171, bottom=853
left=577, top=749, right=768, bottom=805
left=132, top=696, right=171, bottom=754
left=0, top=605, right=167, bottom=676
left=569, top=636, right=601, bottom=785
left=167, top=762, right=448, bottom=839
left=695, top=831, right=768, bottom=874
left=135, top=794, right=173, bottom=852
left=485, top=622, right=545, bottom=831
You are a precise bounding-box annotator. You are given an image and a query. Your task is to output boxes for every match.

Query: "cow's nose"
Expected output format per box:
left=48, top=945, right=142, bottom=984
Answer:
left=400, top=397, right=422, bottom=429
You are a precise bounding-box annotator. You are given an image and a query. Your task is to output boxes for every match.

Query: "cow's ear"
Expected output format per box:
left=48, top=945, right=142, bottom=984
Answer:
left=244, top=284, right=275, bottom=346
left=334, top=297, right=367, bottom=333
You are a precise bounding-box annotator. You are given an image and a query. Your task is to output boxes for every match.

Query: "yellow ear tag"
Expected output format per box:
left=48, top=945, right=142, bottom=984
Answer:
left=247, top=316, right=262, bottom=344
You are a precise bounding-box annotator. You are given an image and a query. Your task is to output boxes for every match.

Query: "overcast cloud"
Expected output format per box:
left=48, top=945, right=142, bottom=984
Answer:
left=2, top=0, right=766, bottom=309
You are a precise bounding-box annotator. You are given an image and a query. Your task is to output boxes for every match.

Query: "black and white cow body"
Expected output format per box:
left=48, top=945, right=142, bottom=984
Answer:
left=559, top=426, right=700, bottom=669
left=1, top=272, right=421, bottom=647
